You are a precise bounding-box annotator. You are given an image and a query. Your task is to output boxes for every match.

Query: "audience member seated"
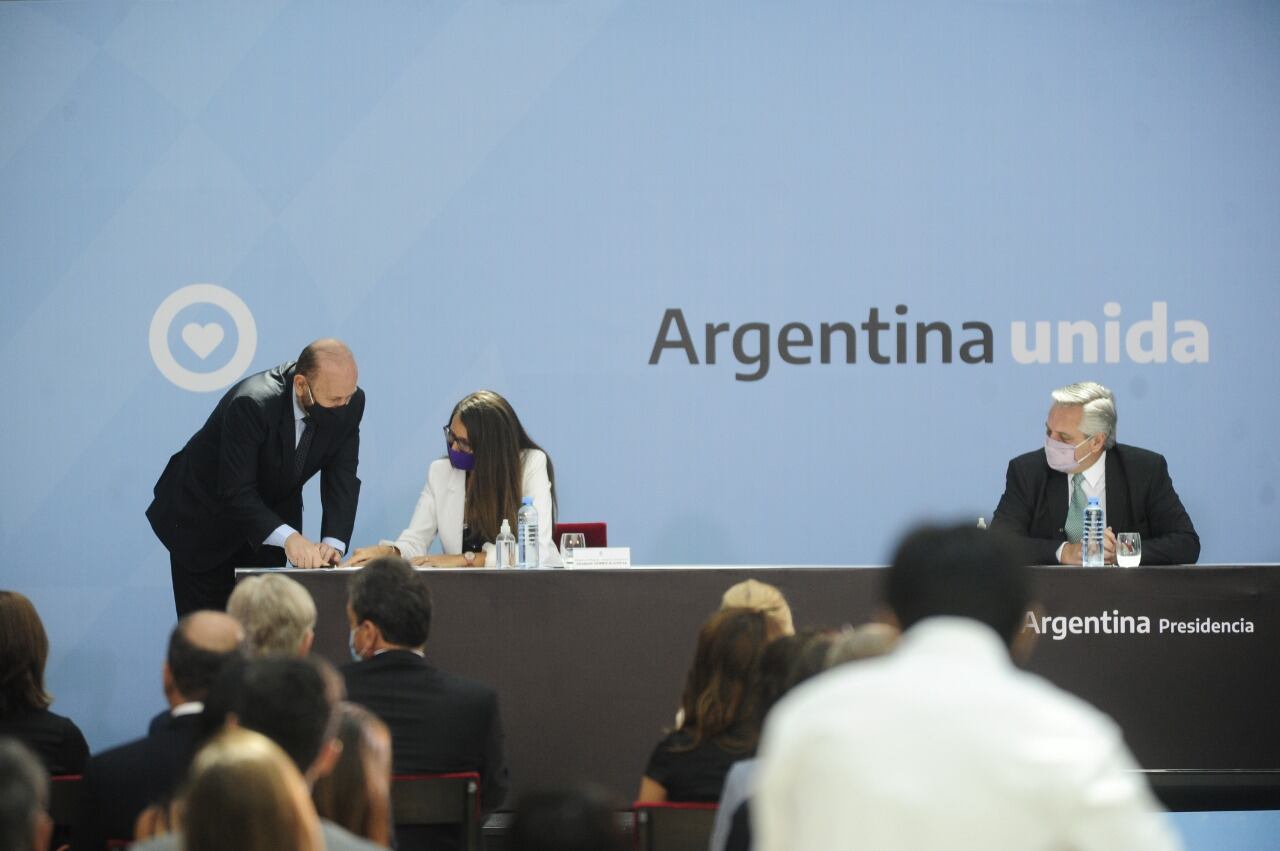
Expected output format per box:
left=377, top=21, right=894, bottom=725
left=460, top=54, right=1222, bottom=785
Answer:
left=180, top=727, right=324, bottom=851
left=825, top=621, right=899, bottom=667
left=131, top=657, right=381, bottom=851
left=720, top=580, right=794, bottom=639
left=637, top=608, right=769, bottom=803
left=509, top=786, right=627, bottom=851
left=754, top=524, right=1180, bottom=851
left=342, top=557, right=509, bottom=850
left=227, top=574, right=318, bottom=657
left=312, top=702, right=392, bottom=847
left=0, top=591, right=88, bottom=775
left=709, top=628, right=854, bottom=851
left=74, top=611, right=244, bottom=850
left=0, top=737, right=54, bottom=851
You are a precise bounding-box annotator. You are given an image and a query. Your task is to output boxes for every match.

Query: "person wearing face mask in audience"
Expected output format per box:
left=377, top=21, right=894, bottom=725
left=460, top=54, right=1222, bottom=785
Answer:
left=345, top=390, right=559, bottom=568
left=148, top=339, right=365, bottom=615
left=990, top=381, right=1199, bottom=566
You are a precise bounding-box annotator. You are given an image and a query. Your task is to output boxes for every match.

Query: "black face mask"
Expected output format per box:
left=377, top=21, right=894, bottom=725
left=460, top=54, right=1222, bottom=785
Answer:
left=302, top=379, right=344, bottom=425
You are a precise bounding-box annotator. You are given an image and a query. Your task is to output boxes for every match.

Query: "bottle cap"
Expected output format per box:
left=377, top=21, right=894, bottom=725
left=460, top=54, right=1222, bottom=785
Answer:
left=500, top=519, right=512, bottom=533
left=522, top=496, right=533, bottom=505
left=1087, top=496, right=1100, bottom=505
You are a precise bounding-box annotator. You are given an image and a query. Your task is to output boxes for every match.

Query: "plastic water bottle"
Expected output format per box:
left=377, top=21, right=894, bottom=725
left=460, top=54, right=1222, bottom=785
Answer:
left=1083, top=497, right=1105, bottom=567
left=494, top=519, right=516, bottom=569
left=516, top=497, right=539, bottom=569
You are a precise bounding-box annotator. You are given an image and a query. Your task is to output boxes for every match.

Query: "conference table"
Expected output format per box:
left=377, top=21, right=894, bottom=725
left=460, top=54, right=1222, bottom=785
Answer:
left=236, top=564, right=1280, bottom=811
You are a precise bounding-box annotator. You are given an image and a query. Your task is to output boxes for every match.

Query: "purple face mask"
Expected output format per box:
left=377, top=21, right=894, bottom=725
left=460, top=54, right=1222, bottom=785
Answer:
left=448, top=446, right=475, bottom=471
left=1044, top=436, right=1089, bottom=473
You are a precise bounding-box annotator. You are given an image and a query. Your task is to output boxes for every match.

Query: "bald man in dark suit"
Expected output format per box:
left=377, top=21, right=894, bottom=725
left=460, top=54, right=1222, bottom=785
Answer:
left=147, top=339, right=364, bottom=614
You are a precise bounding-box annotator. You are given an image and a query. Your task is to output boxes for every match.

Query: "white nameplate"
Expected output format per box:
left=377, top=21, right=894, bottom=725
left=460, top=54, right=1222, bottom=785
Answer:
left=567, top=547, right=632, bottom=568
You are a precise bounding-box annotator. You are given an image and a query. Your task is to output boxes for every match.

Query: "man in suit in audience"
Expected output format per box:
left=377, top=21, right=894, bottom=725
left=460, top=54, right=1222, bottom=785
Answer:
left=754, top=524, right=1180, bottom=851
left=131, top=656, right=380, bottom=851
left=73, top=612, right=244, bottom=851
left=343, top=557, right=509, bottom=849
left=0, top=738, right=54, bottom=851
left=990, top=381, right=1199, bottom=565
left=147, top=338, right=364, bottom=616
left=225, top=573, right=317, bottom=656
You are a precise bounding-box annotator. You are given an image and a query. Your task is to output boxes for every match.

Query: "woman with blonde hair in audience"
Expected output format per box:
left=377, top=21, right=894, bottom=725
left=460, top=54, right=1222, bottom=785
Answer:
left=0, top=591, right=88, bottom=775
left=226, top=573, right=317, bottom=657
left=720, top=580, right=794, bottom=639
left=179, top=727, right=323, bottom=851
left=638, top=608, right=769, bottom=803
left=312, top=703, right=393, bottom=847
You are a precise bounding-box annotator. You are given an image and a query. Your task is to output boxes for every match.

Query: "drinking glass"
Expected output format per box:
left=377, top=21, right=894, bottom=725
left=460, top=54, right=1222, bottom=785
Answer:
left=1116, top=532, right=1142, bottom=568
left=560, top=532, right=587, bottom=568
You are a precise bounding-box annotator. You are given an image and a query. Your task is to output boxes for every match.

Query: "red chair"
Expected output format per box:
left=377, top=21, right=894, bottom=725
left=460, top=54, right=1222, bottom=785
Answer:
left=390, top=772, right=481, bottom=851
left=552, top=522, right=608, bottom=548
left=632, top=801, right=718, bottom=851
left=49, top=774, right=81, bottom=826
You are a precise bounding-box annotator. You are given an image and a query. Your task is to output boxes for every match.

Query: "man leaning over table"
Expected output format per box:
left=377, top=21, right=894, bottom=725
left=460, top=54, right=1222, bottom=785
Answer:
left=147, top=339, right=364, bottom=615
left=990, top=381, right=1199, bottom=565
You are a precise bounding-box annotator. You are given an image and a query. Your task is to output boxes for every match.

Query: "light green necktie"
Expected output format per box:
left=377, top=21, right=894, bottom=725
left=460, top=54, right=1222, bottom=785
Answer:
left=1064, top=473, right=1086, bottom=543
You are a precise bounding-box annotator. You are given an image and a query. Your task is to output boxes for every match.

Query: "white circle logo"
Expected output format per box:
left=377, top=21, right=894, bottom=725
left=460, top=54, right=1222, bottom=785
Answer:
left=149, top=284, right=257, bottom=392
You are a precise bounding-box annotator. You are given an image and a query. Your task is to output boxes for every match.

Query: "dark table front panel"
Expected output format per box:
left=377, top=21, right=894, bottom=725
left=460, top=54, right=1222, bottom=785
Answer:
left=239, top=565, right=1280, bottom=805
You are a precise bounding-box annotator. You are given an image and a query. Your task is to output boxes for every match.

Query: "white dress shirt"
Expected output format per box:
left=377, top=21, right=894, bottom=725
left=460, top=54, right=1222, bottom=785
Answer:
left=1055, top=450, right=1107, bottom=562
left=755, top=617, right=1180, bottom=851
left=263, top=391, right=346, bottom=556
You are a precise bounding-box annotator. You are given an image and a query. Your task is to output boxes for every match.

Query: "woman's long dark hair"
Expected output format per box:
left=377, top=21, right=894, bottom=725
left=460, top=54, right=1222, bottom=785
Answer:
left=453, top=390, right=556, bottom=544
left=312, top=703, right=392, bottom=846
left=674, top=607, right=769, bottom=753
left=0, top=591, right=53, bottom=716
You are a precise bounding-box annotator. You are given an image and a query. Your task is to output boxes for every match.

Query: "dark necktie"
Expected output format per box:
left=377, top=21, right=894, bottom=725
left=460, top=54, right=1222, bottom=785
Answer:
left=294, top=415, right=314, bottom=481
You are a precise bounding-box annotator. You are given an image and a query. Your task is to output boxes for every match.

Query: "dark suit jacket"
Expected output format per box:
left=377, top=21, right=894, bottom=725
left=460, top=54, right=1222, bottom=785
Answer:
left=342, top=650, right=509, bottom=813
left=72, top=711, right=204, bottom=850
left=990, top=443, right=1199, bottom=565
left=147, top=362, right=363, bottom=569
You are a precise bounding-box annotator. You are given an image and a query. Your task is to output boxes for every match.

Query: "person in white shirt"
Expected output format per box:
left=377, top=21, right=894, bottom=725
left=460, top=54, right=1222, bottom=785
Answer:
left=754, top=524, right=1181, bottom=851
left=346, top=390, right=560, bottom=568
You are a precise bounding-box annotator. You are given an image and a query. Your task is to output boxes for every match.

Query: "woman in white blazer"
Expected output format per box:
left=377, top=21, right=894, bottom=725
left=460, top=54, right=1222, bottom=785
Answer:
left=346, top=390, right=560, bottom=567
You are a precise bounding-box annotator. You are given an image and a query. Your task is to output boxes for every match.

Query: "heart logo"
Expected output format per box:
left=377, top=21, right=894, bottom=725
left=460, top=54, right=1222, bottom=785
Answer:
left=181, top=322, right=225, bottom=359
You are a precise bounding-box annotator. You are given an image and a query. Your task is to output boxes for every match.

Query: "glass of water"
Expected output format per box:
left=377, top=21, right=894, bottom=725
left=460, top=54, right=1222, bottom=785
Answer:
left=1116, top=532, right=1142, bottom=567
left=559, top=532, right=586, bottom=569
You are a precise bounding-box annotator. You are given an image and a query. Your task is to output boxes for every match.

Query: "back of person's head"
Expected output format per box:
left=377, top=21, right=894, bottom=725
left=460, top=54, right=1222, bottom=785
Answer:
left=508, top=786, right=626, bottom=851
left=0, top=592, right=51, bottom=717
left=0, top=738, right=51, bottom=851
left=311, top=703, right=392, bottom=847
left=217, top=656, right=338, bottom=777
left=227, top=575, right=317, bottom=657
left=166, top=611, right=245, bottom=703
left=826, top=622, right=899, bottom=667
left=348, top=557, right=432, bottom=649
left=180, top=727, right=323, bottom=851
left=885, top=524, right=1029, bottom=644
left=756, top=629, right=840, bottom=724
left=720, top=579, right=795, bottom=639
left=678, top=607, right=769, bottom=751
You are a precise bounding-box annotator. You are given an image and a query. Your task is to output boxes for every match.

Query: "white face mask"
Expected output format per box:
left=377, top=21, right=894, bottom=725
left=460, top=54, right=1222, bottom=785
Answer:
left=1044, top=435, right=1092, bottom=473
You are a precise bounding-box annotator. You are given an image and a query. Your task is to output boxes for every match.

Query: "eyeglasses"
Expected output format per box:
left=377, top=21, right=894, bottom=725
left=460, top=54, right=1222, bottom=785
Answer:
left=443, top=425, right=472, bottom=453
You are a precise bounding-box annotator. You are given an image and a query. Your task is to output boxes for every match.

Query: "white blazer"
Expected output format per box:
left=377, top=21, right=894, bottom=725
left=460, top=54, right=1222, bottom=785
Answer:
left=383, top=449, right=560, bottom=567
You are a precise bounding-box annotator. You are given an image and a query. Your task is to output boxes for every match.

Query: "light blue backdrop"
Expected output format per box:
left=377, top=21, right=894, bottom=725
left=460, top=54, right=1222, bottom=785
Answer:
left=2, top=0, right=1278, bottom=777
